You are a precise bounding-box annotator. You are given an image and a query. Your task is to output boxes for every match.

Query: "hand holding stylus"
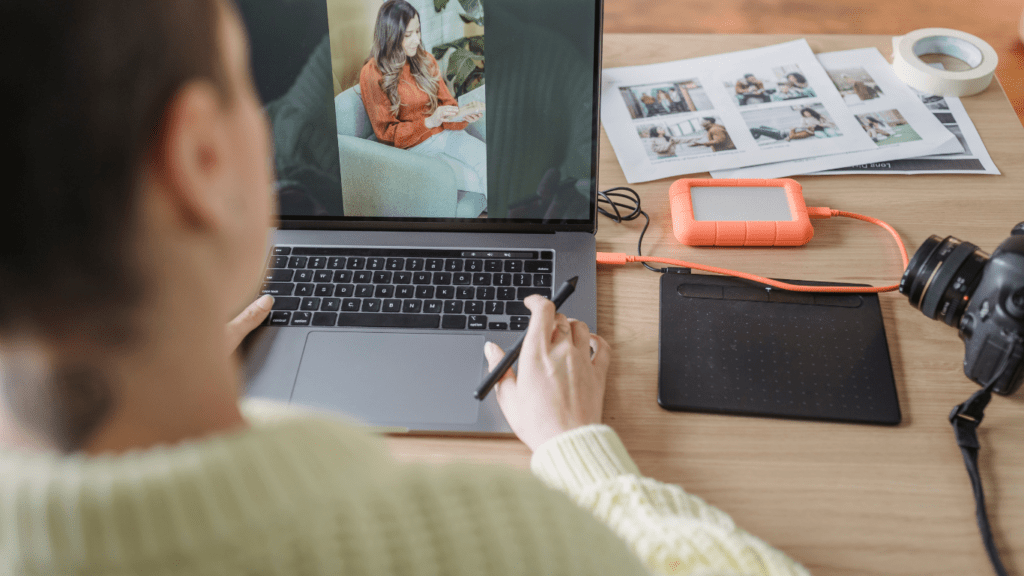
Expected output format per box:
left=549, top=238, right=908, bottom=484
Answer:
left=481, top=292, right=611, bottom=452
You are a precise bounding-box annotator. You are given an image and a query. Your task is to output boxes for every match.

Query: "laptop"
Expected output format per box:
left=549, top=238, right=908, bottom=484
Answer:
left=239, top=0, right=604, bottom=433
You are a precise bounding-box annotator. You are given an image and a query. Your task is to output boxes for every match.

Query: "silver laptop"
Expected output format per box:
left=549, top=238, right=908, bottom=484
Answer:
left=240, top=0, right=604, bottom=433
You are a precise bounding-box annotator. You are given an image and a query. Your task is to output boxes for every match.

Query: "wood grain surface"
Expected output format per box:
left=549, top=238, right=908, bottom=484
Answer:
left=388, top=34, right=1024, bottom=576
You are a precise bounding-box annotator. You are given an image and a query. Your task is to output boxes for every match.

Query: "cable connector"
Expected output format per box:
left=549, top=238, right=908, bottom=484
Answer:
left=807, top=206, right=834, bottom=219
left=596, top=252, right=631, bottom=265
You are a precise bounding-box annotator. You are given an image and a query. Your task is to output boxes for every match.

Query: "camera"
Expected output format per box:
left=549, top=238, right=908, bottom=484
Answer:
left=899, top=222, right=1024, bottom=395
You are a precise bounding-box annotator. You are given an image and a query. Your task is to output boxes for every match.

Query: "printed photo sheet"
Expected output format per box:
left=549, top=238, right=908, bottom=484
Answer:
left=713, top=48, right=961, bottom=179
left=601, top=40, right=876, bottom=183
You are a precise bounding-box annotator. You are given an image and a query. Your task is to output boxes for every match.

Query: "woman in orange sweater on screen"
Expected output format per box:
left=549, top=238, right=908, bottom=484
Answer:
left=360, top=0, right=487, bottom=202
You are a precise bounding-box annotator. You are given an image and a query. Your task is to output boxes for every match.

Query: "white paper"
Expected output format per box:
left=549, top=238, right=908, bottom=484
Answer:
left=601, top=40, right=876, bottom=183
left=712, top=48, right=961, bottom=179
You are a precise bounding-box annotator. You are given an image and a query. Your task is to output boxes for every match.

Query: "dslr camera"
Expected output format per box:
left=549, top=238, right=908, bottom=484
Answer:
left=900, top=222, right=1024, bottom=395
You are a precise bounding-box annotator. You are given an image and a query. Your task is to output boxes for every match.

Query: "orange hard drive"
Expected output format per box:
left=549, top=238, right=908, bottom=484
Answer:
left=669, top=178, right=814, bottom=246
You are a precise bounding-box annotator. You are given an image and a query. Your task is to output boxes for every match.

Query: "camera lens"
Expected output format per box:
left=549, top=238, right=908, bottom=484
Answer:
left=900, top=235, right=989, bottom=327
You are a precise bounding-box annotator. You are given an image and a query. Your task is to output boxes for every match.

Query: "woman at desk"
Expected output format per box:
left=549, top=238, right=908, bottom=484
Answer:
left=0, top=1, right=808, bottom=575
left=359, top=0, right=487, bottom=201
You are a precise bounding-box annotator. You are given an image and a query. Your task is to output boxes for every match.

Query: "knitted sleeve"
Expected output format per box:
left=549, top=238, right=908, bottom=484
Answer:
left=531, top=425, right=811, bottom=576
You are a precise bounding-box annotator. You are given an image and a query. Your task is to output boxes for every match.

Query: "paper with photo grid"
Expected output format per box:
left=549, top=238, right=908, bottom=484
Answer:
left=713, top=48, right=963, bottom=179
left=601, top=39, right=876, bottom=183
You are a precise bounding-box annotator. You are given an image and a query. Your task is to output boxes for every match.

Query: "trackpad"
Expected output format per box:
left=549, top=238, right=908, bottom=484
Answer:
left=291, top=331, right=484, bottom=425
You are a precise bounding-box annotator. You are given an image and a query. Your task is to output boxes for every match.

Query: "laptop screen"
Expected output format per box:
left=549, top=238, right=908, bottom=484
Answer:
left=238, top=0, right=601, bottom=229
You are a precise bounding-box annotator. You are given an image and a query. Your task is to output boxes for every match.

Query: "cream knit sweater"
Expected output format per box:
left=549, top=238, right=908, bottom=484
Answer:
left=0, top=402, right=809, bottom=576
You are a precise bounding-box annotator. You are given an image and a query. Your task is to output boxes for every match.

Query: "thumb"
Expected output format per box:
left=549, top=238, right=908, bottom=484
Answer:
left=484, top=342, right=517, bottom=387
left=226, top=295, right=274, bottom=352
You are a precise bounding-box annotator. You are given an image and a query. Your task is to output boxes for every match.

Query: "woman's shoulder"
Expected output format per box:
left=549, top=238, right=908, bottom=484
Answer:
left=360, top=58, right=382, bottom=80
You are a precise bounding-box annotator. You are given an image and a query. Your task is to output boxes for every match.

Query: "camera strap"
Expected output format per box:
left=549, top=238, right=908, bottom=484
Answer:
left=949, top=382, right=1008, bottom=576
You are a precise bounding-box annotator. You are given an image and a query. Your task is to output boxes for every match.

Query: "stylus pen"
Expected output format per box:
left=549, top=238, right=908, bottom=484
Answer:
left=474, top=276, right=579, bottom=401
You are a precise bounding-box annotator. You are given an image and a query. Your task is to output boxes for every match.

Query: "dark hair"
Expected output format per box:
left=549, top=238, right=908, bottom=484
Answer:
left=787, top=72, right=807, bottom=84
left=649, top=126, right=661, bottom=138
left=702, top=117, right=716, bottom=124
left=865, top=116, right=882, bottom=126
left=370, top=0, right=439, bottom=116
left=744, top=73, right=756, bottom=79
left=800, top=107, right=824, bottom=122
left=0, top=0, right=228, bottom=337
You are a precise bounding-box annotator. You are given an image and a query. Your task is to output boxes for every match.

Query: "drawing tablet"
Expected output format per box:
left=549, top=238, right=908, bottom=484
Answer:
left=658, top=273, right=901, bottom=425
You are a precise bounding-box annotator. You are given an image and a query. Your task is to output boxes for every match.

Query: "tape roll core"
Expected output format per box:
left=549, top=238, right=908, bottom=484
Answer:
left=892, top=28, right=998, bottom=97
left=912, top=36, right=984, bottom=68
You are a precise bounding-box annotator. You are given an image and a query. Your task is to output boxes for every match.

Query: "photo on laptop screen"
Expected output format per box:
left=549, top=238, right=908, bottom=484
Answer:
left=238, top=0, right=599, bottom=225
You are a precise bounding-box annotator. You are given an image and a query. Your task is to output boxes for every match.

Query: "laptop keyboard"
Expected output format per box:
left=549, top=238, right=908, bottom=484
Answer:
left=260, top=247, right=554, bottom=330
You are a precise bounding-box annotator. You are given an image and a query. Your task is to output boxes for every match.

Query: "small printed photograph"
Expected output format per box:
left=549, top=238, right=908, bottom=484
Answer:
left=920, top=93, right=950, bottom=111
left=725, top=65, right=817, bottom=107
left=827, top=67, right=884, bottom=103
left=943, top=122, right=971, bottom=155
left=855, top=110, right=921, bottom=146
left=742, top=103, right=842, bottom=145
left=637, top=116, right=736, bottom=161
left=618, top=79, right=713, bottom=119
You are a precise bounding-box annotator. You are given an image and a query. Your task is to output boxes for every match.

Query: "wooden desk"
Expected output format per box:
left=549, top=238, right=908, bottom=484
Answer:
left=388, top=34, right=1024, bottom=576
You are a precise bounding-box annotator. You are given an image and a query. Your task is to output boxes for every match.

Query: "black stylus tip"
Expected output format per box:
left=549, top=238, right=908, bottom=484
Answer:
left=567, top=276, right=579, bottom=288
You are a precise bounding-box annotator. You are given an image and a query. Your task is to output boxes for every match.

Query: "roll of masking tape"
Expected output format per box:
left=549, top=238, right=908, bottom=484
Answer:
left=892, top=28, right=998, bottom=97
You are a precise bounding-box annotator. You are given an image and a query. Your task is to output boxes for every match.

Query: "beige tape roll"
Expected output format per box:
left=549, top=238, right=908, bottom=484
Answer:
left=892, top=28, right=998, bottom=97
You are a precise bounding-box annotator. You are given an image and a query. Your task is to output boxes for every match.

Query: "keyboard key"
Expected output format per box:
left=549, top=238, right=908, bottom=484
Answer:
left=511, top=316, right=530, bottom=324
left=518, top=288, right=552, bottom=300
left=413, top=272, right=432, bottom=284
left=272, top=297, right=301, bottom=311
left=456, top=287, right=474, bottom=299
left=453, top=273, right=471, bottom=285
left=271, top=256, right=289, bottom=268
left=494, top=273, right=512, bottom=286
left=437, top=286, right=455, bottom=299
left=403, top=299, right=423, bottom=313
left=288, top=256, right=308, bottom=269
left=504, top=260, right=523, bottom=272
left=534, top=274, right=552, bottom=287
left=308, top=257, right=327, bottom=269
left=488, top=322, right=509, bottom=331
left=327, top=257, right=346, bottom=269
left=315, top=284, right=333, bottom=297
left=433, top=272, right=452, bottom=285
left=337, top=313, right=440, bottom=329
left=262, top=283, right=295, bottom=296
left=342, top=298, right=361, bottom=311
left=373, top=271, right=392, bottom=284
left=484, top=260, right=503, bottom=272
left=497, top=287, right=516, bottom=300
left=367, top=257, right=386, bottom=270
left=382, top=299, right=402, bottom=313
left=486, top=301, right=504, bottom=315
left=510, top=321, right=529, bottom=331
left=265, top=269, right=294, bottom=282
left=396, top=285, right=415, bottom=299
left=442, top=315, right=467, bottom=329
left=465, top=301, right=484, bottom=315
left=465, top=260, right=483, bottom=272
left=405, top=258, right=424, bottom=271
left=476, top=287, right=495, bottom=300
left=291, top=312, right=312, bottom=326
left=386, top=258, right=404, bottom=270
left=525, top=261, right=553, bottom=273
left=334, top=284, right=354, bottom=298
left=361, top=299, right=382, bottom=312
left=445, top=259, right=464, bottom=272
left=513, top=274, right=532, bottom=287
left=322, top=298, right=341, bottom=312
left=375, top=285, right=395, bottom=298
left=423, top=300, right=442, bottom=313
left=270, top=311, right=291, bottom=325
left=333, top=270, right=353, bottom=283
left=355, top=285, right=374, bottom=298
left=312, top=312, right=337, bottom=327
left=295, top=270, right=314, bottom=283
left=541, top=251, right=554, bottom=260
left=394, top=271, right=412, bottom=284
left=301, top=298, right=321, bottom=311
left=473, top=273, right=492, bottom=286
left=347, top=257, right=366, bottom=270
left=426, top=259, right=444, bottom=271
left=444, top=300, right=464, bottom=314
left=296, top=284, right=314, bottom=297
left=314, top=271, right=333, bottom=283
left=468, top=316, right=487, bottom=329
left=273, top=247, right=291, bottom=256
left=506, top=302, right=529, bottom=316
left=415, top=286, right=435, bottom=299
left=354, top=271, right=373, bottom=283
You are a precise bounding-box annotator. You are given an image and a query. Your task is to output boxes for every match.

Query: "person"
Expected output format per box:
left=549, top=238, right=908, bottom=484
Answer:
left=735, top=73, right=771, bottom=105
left=648, top=126, right=685, bottom=158
left=786, top=107, right=836, bottom=140
left=655, top=89, right=675, bottom=115
left=668, top=86, right=690, bottom=113
left=863, top=116, right=892, bottom=142
left=778, top=72, right=809, bottom=97
left=359, top=0, right=487, bottom=199
left=688, top=117, right=736, bottom=152
left=842, top=73, right=879, bottom=101
left=0, top=1, right=810, bottom=575
left=640, top=92, right=663, bottom=117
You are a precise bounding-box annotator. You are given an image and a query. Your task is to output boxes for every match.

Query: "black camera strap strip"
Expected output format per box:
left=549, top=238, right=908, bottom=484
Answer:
left=949, top=343, right=1017, bottom=576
